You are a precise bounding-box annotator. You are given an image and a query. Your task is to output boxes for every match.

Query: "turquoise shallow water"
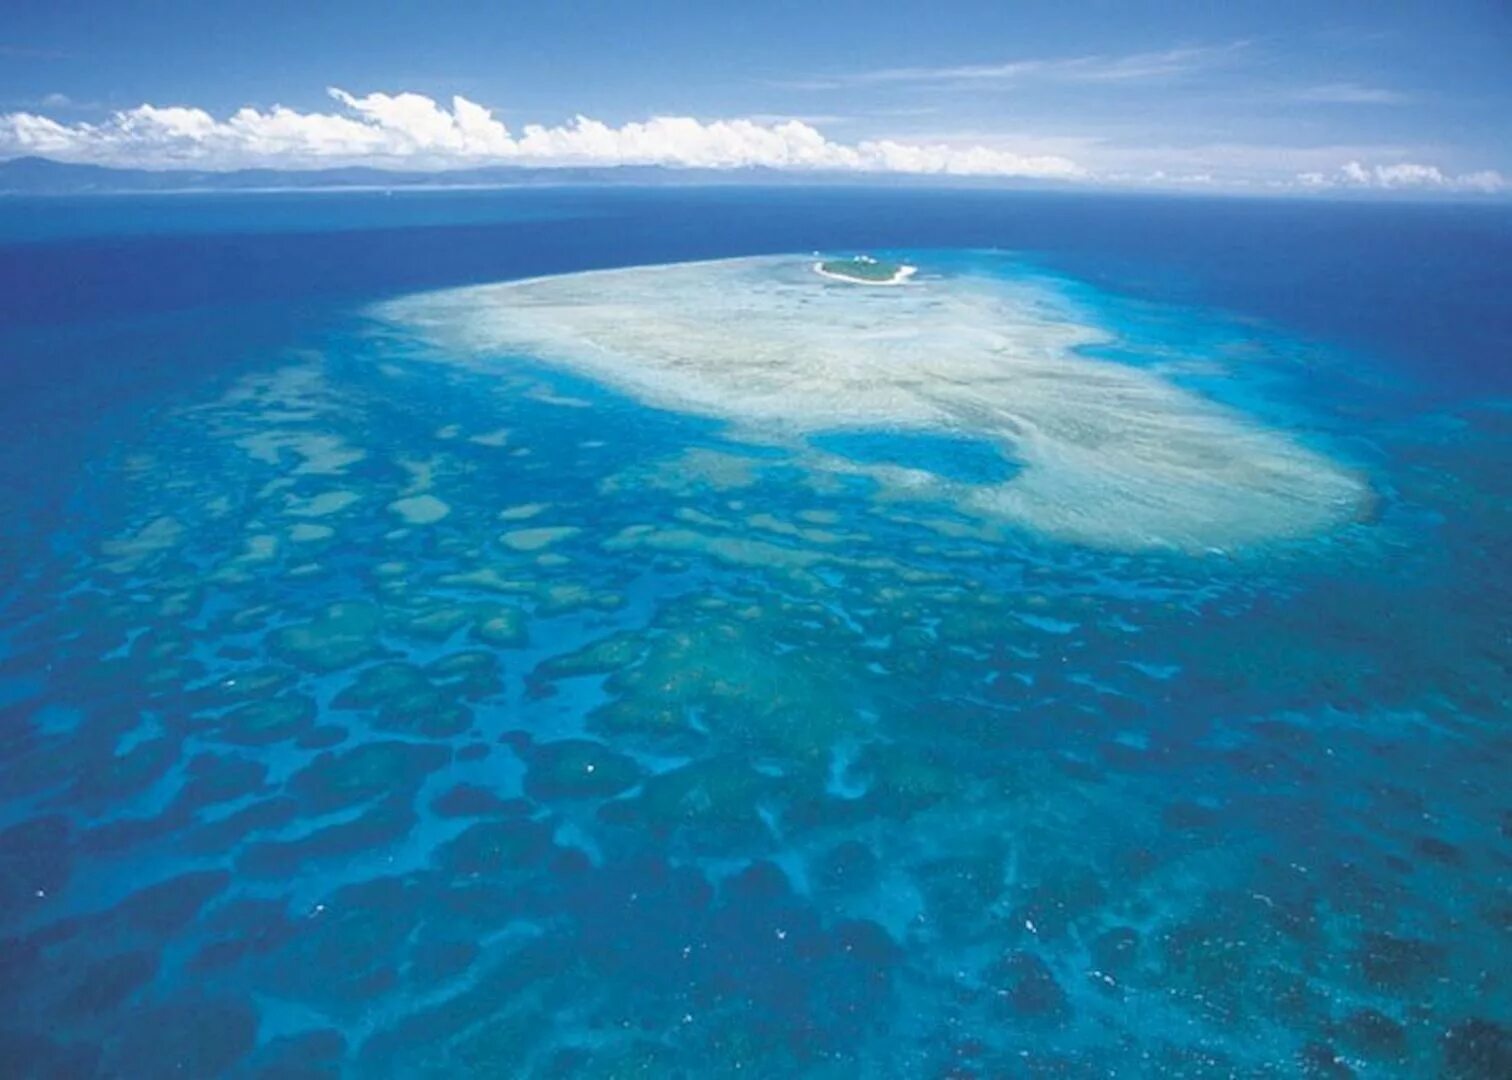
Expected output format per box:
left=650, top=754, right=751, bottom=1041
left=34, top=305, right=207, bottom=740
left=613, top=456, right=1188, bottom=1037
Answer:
left=0, top=190, right=1509, bottom=1077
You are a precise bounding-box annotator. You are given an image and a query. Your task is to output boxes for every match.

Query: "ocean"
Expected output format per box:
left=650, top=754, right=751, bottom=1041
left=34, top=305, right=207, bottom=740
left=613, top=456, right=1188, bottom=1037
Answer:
left=0, top=185, right=1507, bottom=1077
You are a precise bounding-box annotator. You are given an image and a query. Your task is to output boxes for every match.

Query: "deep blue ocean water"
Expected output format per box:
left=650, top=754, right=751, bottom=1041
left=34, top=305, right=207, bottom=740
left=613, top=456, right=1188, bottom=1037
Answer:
left=0, top=186, right=1508, bottom=1077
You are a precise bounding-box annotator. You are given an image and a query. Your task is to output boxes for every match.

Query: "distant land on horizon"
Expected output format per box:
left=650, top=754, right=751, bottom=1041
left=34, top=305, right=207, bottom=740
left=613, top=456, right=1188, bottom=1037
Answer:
left=3, top=156, right=1509, bottom=201
left=0, top=156, right=1070, bottom=196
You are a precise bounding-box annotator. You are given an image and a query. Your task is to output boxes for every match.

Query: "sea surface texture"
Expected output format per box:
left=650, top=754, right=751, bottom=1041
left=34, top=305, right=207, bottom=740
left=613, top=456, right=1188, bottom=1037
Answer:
left=0, top=188, right=1508, bottom=1077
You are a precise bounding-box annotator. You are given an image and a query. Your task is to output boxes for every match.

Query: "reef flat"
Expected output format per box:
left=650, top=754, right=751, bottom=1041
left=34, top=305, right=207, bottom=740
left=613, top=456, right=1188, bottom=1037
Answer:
left=380, top=254, right=1368, bottom=552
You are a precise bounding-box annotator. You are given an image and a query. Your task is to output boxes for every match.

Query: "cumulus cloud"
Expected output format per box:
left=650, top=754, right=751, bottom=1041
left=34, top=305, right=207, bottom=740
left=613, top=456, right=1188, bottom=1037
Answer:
left=1296, top=160, right=1507, bottom=193
left=4, top=88, right=1504, bottom=196
left=0, top=86, right=1087, bottom=180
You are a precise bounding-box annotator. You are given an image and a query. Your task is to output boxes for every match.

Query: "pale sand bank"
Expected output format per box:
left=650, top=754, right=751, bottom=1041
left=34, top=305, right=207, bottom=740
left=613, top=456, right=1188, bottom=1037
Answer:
left=377, top=255, right=1368, bottom=552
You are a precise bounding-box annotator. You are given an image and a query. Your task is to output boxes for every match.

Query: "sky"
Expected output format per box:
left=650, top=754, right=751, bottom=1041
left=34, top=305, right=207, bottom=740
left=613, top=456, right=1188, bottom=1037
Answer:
left=1, top=0, right=1510, bottom=195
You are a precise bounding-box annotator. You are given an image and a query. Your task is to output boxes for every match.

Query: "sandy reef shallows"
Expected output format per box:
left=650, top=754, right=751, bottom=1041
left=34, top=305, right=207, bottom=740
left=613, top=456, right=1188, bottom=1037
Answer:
left=376, top=255, right=1368, bottom=552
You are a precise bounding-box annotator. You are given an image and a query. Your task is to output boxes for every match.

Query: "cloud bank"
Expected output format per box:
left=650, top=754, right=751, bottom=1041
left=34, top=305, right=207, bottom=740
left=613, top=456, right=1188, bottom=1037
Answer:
left=1295, top=160, right=1506, bottom=193
left=1, top=87, right=1503, bottom=196
left=0, top=87, right=1087, bottom=180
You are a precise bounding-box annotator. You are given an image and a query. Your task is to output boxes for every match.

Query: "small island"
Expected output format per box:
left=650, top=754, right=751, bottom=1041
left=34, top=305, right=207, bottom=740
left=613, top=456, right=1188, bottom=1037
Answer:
left=814, top=254, right=917, bottom=285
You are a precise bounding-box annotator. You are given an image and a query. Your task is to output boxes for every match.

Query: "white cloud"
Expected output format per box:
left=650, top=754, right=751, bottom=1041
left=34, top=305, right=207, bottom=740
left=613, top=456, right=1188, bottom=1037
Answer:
left=780, top=42, right=1249, bottom=90
left=1290, top=82, right=1411, bottom=105
left=1136, top=170, right=1215, bottom=186
left=2, top=87, right=1504, bottom=197
left=1296, top=160, right=1507, bottom=193
left=0, top=86, right=1086, bottom=180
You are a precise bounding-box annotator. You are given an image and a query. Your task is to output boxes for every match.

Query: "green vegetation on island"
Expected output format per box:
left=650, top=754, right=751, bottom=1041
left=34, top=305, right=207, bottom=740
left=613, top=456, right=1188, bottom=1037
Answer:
left=816, top=255, right=913, bottom=284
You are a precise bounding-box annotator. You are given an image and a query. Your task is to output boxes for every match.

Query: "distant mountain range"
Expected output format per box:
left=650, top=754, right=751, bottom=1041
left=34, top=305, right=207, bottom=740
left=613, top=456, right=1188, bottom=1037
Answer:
left=0, top=155, right=784, bottom=194
left=0, top=155, right=1030, bottom=195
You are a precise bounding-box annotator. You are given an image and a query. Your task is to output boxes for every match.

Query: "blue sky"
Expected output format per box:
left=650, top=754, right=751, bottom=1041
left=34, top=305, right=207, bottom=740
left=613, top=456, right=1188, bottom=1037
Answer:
left=2, top=0, right=1509, bottom=193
